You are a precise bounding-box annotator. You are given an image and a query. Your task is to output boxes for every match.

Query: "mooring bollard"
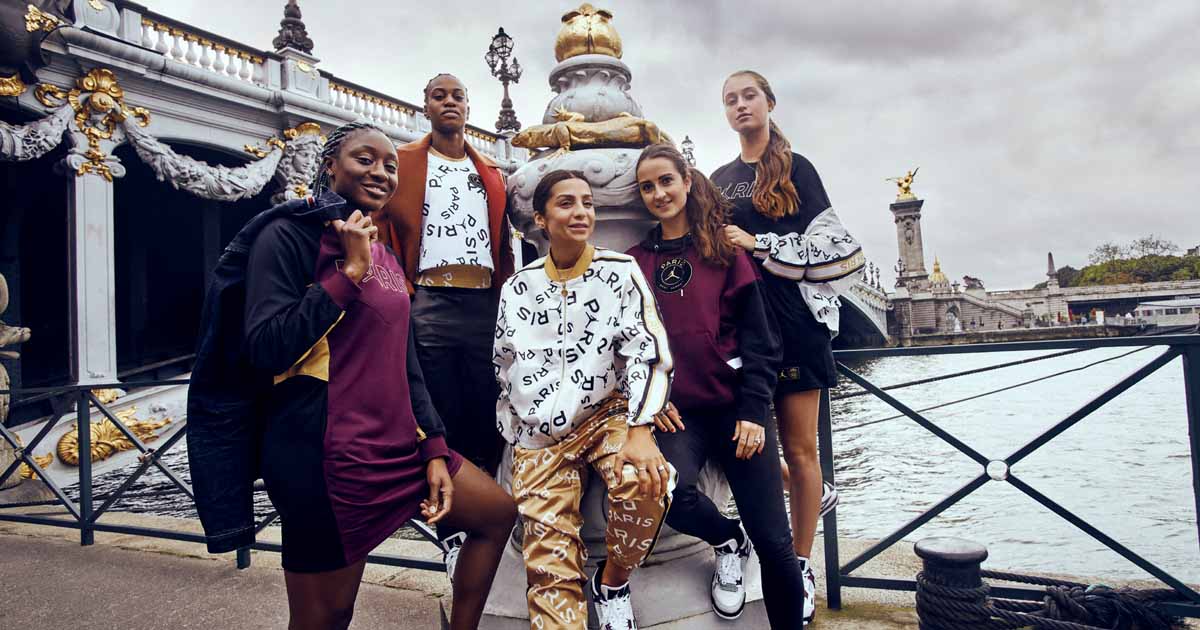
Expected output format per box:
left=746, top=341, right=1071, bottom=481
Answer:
left=914, top=537, right=990, bottom=630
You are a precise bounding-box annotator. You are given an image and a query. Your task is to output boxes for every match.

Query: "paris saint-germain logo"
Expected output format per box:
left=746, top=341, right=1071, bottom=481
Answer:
left=656, top=257, right=693, bottom=292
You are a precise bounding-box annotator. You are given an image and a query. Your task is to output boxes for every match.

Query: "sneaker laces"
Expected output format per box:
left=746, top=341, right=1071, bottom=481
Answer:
left=714, top=545, right=743, bottom=590
left=598, top=588, right=635, bottom=628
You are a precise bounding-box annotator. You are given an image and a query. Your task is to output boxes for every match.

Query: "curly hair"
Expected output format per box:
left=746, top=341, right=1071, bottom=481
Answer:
left=636, top=144, right=737, bottom=267
left=725, top=70, right=799, bottom=219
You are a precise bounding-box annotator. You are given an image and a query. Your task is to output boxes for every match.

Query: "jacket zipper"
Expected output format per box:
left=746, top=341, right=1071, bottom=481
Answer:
left=549, top=278, right=568, bottom=425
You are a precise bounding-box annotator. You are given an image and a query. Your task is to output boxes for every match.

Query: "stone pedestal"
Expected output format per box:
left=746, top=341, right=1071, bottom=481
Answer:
left=508, top=147, right=652, bottom=255
left=0, top=441, right=18, bottom=490
left=481, top=533, right=768, bottom=629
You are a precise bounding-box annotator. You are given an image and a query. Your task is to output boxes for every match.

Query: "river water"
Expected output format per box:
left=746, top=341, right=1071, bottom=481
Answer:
left=827, top=345, right=1198, bottom=583
left=82, top=345, right=1198, bottom=583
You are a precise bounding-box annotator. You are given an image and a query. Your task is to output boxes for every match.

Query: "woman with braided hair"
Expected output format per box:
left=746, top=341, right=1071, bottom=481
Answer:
left=243, top=120, right=515, bottom=630
left=713, top=70, right=865, bottom=626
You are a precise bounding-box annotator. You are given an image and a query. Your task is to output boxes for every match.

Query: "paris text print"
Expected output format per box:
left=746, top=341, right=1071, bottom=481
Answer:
left=494, top=249, right=674, bottom=449
left=751, top=207, right=866, bottom=336
left=418, top=153, right=492, bottom=272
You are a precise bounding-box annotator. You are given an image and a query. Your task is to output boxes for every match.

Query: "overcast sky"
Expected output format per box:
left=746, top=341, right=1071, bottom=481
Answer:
left=153, top=1, right=1199, bottom=290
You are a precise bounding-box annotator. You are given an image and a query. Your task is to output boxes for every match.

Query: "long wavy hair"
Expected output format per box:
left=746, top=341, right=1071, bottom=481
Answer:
left=725, top=70, right=799, bottom=219
left=637, top=144, right=737, bottom=268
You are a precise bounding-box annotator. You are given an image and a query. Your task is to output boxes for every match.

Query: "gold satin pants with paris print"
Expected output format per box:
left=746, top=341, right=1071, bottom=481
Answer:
left=511, top=398, right=673, bottom=630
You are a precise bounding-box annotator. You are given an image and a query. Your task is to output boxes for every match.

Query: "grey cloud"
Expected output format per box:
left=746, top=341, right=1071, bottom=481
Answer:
left=152, top=0, right=1199, bottom=289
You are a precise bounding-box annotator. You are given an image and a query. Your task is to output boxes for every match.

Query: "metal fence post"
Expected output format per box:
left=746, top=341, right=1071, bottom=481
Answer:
left=1182, top=345, right=1200, bottom=557
left=77, top=390, right=94, bottom=546
left=818, top=387, right=842, bottom=609
left=237, top=546, right=251, bottom=569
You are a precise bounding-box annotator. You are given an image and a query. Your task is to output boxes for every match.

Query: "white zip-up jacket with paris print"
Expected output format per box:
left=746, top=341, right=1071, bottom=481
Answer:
left=494, top=245, right=674, bottom=449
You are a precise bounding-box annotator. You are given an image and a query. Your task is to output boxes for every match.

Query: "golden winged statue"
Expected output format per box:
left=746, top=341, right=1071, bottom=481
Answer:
left=886, top=167, right=920, bottom=200
left=511, top=107, right=671, bottom=156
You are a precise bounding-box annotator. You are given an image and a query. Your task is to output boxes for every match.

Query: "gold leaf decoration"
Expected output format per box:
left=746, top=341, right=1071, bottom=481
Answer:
left=25, top=4, right=64, bottom=33
left=0, top=74, right=27, bottom=97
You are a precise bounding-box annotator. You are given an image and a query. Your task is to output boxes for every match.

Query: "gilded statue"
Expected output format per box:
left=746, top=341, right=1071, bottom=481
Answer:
left=555, top=3, right=622, bottom=61
left=55, top=406, right=172, bottom=466
left=886, top=167, right=919, bottom=200
left=511, top=107, right=669, bottom=156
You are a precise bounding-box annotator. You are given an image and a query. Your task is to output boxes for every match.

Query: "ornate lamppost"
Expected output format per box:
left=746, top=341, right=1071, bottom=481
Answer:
left=680, top=135, right=696, bottom=166
left=485, top=27, right=522, bottom=134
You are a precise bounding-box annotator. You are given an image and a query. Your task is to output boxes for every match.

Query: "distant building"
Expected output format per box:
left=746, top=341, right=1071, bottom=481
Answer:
left=884, top=192, right=1200, bottom=341
left=1134, top=298, right=1200, bottom=327
left=1188, top=245, right=1199, bottom=257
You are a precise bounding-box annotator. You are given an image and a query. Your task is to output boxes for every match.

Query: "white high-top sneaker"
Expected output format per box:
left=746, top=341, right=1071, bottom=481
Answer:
left=590, top=564, right=638, bottom=630
left=440, top=532, right=466, bottom=583
left=800, top=556, right=817, bottom=624
left=710, top=524, right=751, bottom=619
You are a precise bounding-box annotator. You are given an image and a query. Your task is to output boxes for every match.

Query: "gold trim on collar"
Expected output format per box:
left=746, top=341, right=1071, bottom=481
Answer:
left=545, top=244, right=595, bottom=283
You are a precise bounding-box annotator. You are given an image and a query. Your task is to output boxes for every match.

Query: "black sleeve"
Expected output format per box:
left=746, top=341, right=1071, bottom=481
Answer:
left=792, top=153, right=832, bottom=215
left=730, top=264, right=783, bottom=424
left=243, top=220, right=357, bottom=375
left=405, top=305, right=447, bottom=441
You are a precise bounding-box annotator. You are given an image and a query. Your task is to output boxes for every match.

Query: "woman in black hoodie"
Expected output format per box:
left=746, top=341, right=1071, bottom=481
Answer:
left=626, top=144, right=806, bottom=628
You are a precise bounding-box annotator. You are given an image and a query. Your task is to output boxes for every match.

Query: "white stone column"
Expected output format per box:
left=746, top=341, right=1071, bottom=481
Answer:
left=58, top=155, right=122, bottom=385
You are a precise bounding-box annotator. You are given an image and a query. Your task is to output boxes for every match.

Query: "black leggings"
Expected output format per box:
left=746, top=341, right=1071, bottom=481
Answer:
left=657, top=405, right=805, bottom=629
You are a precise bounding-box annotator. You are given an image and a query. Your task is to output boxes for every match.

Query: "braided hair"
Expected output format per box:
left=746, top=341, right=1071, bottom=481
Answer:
left=423, top=73, right=462, bottom=101
left=310, top=120, right=387, bottom=198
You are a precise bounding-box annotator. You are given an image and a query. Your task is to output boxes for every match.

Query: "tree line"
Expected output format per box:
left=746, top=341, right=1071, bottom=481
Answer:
left=1036, top=235, right=1200, bottom=288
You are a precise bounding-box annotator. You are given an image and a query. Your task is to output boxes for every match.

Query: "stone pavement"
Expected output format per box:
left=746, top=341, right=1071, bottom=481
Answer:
left=0, top=511, right=924, bottom=629
left=3, top=510, right=1193, bottom=629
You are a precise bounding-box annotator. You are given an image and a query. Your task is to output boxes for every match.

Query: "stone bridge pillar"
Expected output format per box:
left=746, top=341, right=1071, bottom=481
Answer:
left=59, top=143, right=123, bottom=385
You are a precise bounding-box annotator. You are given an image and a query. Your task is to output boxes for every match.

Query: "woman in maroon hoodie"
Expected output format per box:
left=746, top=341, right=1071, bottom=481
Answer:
left=626, top=144, right=805, bottom=628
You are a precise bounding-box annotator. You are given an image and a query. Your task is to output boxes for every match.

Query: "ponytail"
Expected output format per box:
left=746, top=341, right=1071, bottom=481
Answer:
left=727, top=70, right=801, bottom=219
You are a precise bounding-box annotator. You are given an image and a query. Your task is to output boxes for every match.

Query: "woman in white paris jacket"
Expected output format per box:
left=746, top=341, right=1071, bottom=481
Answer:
left=493, top=169, right=674, bottom=630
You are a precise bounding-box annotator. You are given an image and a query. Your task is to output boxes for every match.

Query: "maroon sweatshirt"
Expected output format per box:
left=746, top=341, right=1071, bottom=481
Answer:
left=627, top=228, right=781, bottom=424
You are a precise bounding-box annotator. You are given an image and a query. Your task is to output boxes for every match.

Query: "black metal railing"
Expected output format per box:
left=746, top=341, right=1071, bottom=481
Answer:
left=819, top=334, right=1200, bottom=618
left=3, top=334, right=1198, bottom=610
left=0, top=379, right=443, bottom=572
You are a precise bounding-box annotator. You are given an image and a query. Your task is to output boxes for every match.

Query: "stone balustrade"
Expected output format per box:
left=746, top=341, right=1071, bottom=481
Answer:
left=93, top=0, right=509, bottom=160
left=137, top=16, right=269, bottom=88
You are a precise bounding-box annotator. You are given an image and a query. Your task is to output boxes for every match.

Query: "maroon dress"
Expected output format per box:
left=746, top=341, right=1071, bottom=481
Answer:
left=244, top=199, right=463, bottom=573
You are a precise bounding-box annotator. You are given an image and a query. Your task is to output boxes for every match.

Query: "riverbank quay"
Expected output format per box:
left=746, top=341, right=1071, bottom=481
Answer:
left=897, top=323, right=1129, bottom=347
left=1, top=511, right=1195, bottom=629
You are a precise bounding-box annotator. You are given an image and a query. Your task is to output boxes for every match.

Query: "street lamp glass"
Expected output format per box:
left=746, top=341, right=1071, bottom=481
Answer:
left=490, top=29, right=513, bottom=57
left=485, top=50, right=499, bottom=70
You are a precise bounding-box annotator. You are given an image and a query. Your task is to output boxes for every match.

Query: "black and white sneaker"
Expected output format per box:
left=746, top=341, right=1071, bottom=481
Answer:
left=590, top=563, right=638, bottom=630
left=710, top=524, right=751, bottom=619
left=800, top=557, right=817, bottom=624
left=820, top=480, right=839, bottom=518
left=440, top=532, right=466, bottom=583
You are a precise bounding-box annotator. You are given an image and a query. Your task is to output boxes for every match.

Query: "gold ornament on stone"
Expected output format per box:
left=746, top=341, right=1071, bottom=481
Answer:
left=36, top=68, right=152, bottom=181
left=512, top=107, right=670, bottom=156
left=55, top=406, right=172, bottom=466
left=886, top=167, right=920, bottom=201
left=91, top=388, right=123, bottom=405
left=9, top=434, right=52, bottom=481
left=283, top=121, right=326, bottom=143
left=25, top=4, right=64, bottom=33
left=243, top=136, right=286, bottom=158
left=0, top=73, right=28, bottom=97
left=555, top=3, right=622, bottom=62
left=87, top=0, right=106, bottom=10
